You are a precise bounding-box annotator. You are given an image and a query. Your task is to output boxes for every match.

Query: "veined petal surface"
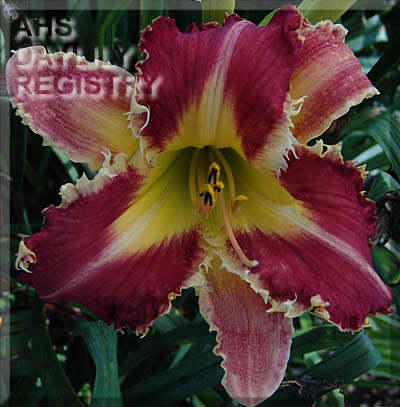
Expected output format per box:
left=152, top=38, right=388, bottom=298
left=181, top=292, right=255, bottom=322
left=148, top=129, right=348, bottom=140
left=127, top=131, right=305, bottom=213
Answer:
left=197, top=263, right=293, bottom=407
left=17, top=151, right=204, bottom=333
left=7, top=46, right=140, bottom=170
left=217, top=146, right=392, bottom=332
left=290, top=20, right=378, bottom=144
left=131, top=6, right=303, bottom=172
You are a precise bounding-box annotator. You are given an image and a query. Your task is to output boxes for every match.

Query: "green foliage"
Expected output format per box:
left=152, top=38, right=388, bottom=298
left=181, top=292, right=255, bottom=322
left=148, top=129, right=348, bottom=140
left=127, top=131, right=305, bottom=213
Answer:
left=30, top=296, right=83, bottom=407
left=3, top=1, right=400, bottom=407
left=78, top=321, right=123, bottom=406
left=201, top=0, right=235, bottom=25
left=297, top=0, right=357, bottom=23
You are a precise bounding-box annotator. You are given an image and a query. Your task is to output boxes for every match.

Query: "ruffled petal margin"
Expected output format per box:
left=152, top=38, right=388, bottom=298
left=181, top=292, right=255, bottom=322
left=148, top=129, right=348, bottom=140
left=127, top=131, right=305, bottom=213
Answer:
left=131, top=6, right=303, bottom=173
left=290, top=20, right=378, bottom=144
left=218, top=144, right=392, bottom=332
left=7, top=46, right=141, bottom=170
left=16, top=151, right=205, bottom=333
left=197, top=263, right=293, bottom=407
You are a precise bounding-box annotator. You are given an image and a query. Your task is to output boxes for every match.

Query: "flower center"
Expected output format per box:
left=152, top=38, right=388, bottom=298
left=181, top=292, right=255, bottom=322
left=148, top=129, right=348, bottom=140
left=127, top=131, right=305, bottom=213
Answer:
left=189, top=147, right=258, bottom=268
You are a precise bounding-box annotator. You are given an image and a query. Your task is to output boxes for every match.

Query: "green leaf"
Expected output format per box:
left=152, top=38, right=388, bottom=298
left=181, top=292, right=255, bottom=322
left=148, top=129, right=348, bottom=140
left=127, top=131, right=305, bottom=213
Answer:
left=346, top=15, right=388, bottom=53
left=367, top=315, right=400, bottom=379
left=297, top=0, right=357, bottom=23
left=202, top=0, right=235, bottom=24
left=291, top=325, right=353, bottom=357
left=194, top=388, right=226, bottom=407
left=96, top=10, right=126, bottom=60
left=51, top=147, right=80, bottom=183
left=78, top=320, right=123, bottom=407
left=119, top=321, right=215, bottom=377
left=359, top=56, right=381, bottom=75
left=31, top=296, right=83, bottom=407
left=304, top=331, right=382, bottom=387
left=351, top=144, right=387, bottom=172
left=368, top=35, right=400, bottom=87
left=140, top=0, right=166, bottom=31
left=258, top=9, right=278, bottom=27
left=261, top=332, right=381, bottom=407
left=122, top=347, right=222, bottom=405
left=341, top=112, right=400, bottom=179
left=372, top=245, right=400, bottom=284
left=130, top=362, right=223, bottom=407
left=368, top=171, right=400, bottom=202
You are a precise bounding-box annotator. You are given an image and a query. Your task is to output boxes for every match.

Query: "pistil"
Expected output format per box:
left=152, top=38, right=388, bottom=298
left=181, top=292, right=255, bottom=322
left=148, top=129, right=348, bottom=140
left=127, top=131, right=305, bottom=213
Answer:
left=189, top=149, right=257, bottom=269
left=218, top=191, right=259, bottom=268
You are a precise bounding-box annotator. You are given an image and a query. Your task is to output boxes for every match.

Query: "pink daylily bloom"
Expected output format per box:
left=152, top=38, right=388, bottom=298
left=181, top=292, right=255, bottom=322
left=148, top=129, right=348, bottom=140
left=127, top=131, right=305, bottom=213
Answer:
left=8, top=5, right=392, bottom=406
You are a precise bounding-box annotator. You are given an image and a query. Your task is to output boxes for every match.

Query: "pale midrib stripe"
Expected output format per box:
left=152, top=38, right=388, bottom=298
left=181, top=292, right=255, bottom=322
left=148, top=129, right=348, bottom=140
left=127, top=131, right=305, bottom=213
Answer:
left=205, top=21, right=248, bottom=140
left=246, top=193, right=390, bottom=296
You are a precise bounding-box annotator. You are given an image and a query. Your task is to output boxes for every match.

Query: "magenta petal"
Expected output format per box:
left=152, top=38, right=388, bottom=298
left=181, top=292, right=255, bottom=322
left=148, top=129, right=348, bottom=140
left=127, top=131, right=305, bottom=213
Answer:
left=131, top=6, right=303, bottom=171
left=17, top=154, right=204, bottom=333
left=197, top=265, right=293, bottom=407
left=230, top=145, right=392, bottom=331
left=7, top=46, right=138, bottom=170
left=291, top=20, right=378, bottom=144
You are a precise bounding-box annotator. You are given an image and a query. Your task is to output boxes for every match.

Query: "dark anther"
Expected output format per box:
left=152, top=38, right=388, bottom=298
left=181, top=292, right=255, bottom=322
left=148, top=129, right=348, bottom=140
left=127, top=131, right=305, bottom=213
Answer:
left=204, top=192, right=213, bottom=206
left=208, top=168, right=218, bottom=185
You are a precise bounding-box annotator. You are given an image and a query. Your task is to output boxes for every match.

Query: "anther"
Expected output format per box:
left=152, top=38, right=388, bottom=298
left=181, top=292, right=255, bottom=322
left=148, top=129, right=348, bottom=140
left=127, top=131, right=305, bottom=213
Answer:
left=199, top=184, right=215, bottom=207
left=213, top=181, right=224, bottom=193
left=232, top=195, right=248, bottom=216
left=207, top=163, right=220, bottom=185
left=210, top=147, right=236, bottom=205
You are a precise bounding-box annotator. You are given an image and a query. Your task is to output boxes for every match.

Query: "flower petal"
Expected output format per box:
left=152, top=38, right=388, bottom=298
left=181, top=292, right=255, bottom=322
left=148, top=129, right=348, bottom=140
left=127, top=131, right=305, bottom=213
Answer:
left=131, top=7, right=303, bottom=172
left=217, top=145, right=392, bottom=331
left=197, top=263, right=293, bottom=407
left=17, top=150, right=205, bottom=333
left=7, top=46, right=142, bottom=170
left=290, top=20, right=378, bottom=144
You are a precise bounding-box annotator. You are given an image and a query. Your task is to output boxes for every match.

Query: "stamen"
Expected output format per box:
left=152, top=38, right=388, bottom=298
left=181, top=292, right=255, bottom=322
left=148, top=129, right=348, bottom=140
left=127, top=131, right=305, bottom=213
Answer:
left=207, top=163, right=220, bottom=184
left=213, top=181, right=224, bottom=193
left=210, top=181, right=224, bottom=209
left=218, top=191, right=258, bottom=268
left=189, top=149, right=201, bottom=209
left=200, top=184, right=215, bottom=207
left=232, top=194, right=248, bottom=216
left=199, top=184, right=215, bottom=219
left=210, top=147, right=236, bottom=205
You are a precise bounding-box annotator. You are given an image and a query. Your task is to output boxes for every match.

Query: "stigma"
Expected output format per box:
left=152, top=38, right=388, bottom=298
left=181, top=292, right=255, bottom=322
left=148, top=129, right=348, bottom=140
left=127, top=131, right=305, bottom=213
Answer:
left=189, top=150, right=258, bottom=269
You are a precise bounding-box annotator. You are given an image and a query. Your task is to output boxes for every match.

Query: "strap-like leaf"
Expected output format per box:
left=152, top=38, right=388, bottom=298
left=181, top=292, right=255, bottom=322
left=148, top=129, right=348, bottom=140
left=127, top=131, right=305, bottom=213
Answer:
left=291, top=325, right=353, bottom=357
left=78, top=320, right=123, bottom=407
left=368, top=171, right=400, bottom=201
left=201, top=0, right=235, bottom=24
left=297, top=0, right=357, bottom=23
left=123, top=348, right=222, bottom=404
left=31, top=297, right=83, bottom=407
left=304, top=331, right=382, bottom=386
left=342, top=112, right=400, bottom=178
left=119, top=321, right=215, bottom=377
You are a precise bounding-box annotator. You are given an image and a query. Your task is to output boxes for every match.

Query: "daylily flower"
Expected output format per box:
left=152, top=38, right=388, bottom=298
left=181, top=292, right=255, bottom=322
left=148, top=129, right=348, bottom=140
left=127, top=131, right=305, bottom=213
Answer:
left=8, top=5, right=392, bottom=407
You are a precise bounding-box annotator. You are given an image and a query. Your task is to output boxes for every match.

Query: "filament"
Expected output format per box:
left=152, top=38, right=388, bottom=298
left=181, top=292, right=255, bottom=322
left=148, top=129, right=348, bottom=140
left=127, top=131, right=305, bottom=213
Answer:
left=210, top=147, right=236, bottom=205
left=218, top=191, right=258, bottom=268
left=189, top=149, right=201, bottom=209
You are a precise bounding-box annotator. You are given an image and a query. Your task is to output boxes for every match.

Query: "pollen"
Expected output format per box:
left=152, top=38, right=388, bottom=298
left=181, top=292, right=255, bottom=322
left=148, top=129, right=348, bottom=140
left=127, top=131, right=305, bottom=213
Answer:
left=188, top=148, right=258, bottom=269
left=200, top=184, right=215, bottom=207
left=213, top=181, right=224, bottom=193
left=207, top=163, right=221, bottom=185
left=232, top=194, right=248, bottom=216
